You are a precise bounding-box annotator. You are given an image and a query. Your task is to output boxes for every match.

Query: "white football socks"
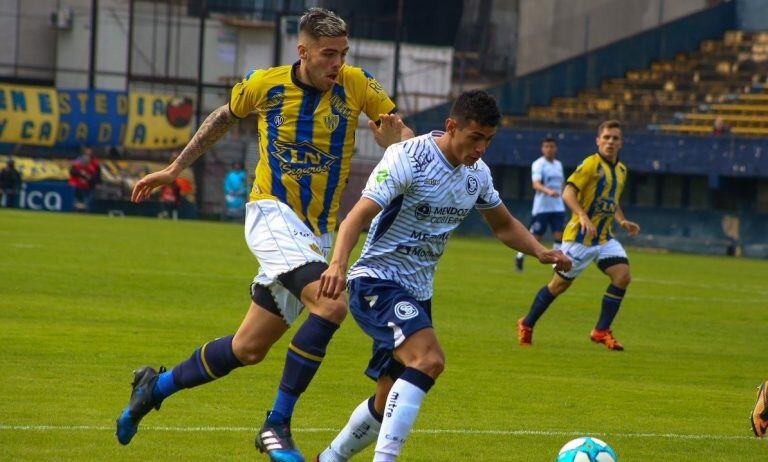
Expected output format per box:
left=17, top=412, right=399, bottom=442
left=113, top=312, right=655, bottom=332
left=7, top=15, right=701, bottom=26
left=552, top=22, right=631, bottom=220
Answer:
left=319, top=398, right=381, bottom=462
left=373, top=378, right=427, bottom=461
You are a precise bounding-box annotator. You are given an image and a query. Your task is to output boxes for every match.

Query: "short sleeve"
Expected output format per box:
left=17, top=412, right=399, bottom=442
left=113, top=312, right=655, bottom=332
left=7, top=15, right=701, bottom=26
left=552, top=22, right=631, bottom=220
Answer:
left=474, top=164, right=502, bottom=210
left=229, top=69, right=266, bottom=119
left=531, top=159, right=543, bottom=182
left=358, top=69, right=396, bottom=122
left=362, top=144, right=412, bottom=208
left=566, top=156, right=597, bottom=192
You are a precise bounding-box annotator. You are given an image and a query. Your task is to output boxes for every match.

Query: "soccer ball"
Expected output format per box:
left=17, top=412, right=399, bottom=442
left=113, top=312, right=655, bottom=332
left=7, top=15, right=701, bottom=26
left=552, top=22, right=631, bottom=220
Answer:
left=557, top=437, right=617, bottom=461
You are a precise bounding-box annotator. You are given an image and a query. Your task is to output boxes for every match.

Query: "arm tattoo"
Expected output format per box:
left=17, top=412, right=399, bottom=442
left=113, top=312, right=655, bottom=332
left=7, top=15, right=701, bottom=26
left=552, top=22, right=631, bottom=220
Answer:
left=174, top=105, right=237, bottom=170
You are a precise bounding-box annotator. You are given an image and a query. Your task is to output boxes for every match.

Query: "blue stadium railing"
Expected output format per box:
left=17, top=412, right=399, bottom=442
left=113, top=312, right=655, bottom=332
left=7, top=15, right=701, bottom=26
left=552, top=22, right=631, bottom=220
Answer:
left=480, top=129, right=768, bottom=178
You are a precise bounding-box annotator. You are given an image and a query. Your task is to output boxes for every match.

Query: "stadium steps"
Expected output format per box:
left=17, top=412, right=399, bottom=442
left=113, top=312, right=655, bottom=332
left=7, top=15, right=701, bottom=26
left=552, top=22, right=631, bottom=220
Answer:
left=514, top=30, right=768, bottom=135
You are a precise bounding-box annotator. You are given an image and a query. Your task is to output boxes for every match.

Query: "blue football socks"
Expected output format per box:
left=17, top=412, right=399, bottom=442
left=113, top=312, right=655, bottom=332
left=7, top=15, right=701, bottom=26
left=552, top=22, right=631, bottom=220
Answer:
left=268, top=313, right=339, bottom=423
left=596, top=284, right=626, bottom=330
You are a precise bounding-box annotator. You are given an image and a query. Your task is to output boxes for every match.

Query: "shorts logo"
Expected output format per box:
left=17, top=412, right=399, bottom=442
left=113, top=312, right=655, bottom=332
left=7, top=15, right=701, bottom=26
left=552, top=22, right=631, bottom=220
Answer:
left=466, top=175, right=478, bottom=195
left=273, top=115, right=284, bottom=126
left=394, top=301, right=419, bottom=320
left=414, top=202, right=430, bottom=220
left=309, top=243, right=323, bottom=256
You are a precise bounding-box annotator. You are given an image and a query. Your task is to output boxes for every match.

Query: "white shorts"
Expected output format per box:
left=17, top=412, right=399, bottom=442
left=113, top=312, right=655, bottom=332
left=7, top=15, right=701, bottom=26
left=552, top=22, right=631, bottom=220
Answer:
left=245, top=199, right=333, bottom=325
left=557, top=239, right=628, bottom=280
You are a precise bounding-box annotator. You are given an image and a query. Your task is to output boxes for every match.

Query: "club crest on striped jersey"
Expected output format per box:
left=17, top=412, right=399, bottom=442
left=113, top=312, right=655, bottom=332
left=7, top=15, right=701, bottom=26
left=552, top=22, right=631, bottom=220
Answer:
left=323, top=113, right=340, bottom=132
left=394, top=301, right=419, bottom=320
left=271, top=140, right=340, bottom=180
left=466, top=175, right=478, bottom=195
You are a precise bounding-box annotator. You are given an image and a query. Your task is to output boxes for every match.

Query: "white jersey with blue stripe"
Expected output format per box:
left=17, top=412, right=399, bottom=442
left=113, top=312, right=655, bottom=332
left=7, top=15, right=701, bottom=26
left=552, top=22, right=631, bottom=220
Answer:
left=531, top=156, right=565, bottom=215
left=348, top=131, right=502, bottom=300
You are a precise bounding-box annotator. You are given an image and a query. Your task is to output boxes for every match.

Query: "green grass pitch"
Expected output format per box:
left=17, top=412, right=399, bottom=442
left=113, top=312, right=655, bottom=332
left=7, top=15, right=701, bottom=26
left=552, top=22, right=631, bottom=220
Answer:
left=1, top=209, right=766, bottom=461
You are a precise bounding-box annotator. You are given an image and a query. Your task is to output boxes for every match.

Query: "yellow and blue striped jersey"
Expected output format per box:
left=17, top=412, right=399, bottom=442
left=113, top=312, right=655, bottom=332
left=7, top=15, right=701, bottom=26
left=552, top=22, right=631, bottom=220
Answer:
left=562, top=153, right=628, bottom=245
left=229, top=62, right=395, bottom=235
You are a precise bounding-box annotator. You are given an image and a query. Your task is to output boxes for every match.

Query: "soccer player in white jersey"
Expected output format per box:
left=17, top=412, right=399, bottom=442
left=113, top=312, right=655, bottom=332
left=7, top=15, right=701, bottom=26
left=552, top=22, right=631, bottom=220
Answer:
left=515, top=137, right=565, bottom=272
left=311, top=90, right=572, bottom=462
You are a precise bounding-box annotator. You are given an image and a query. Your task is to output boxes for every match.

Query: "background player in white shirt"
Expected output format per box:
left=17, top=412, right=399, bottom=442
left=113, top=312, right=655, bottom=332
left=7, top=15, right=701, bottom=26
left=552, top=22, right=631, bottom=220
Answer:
left=312, top=90, right=571, bottom=462
left=515, top=137, right=566, bottom=272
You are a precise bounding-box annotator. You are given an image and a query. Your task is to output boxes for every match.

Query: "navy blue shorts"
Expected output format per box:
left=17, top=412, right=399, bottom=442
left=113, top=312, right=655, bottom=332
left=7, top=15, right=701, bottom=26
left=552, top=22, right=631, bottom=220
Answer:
left=348, top=277, right=433, bottom=381
left=529, top=212, right=565, bottom=237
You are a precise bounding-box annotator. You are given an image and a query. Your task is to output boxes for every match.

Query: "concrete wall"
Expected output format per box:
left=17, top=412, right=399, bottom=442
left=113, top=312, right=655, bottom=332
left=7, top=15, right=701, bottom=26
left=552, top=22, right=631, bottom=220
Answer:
left=516, top=0, right=710, bottom=76
left=736, top=0, right=768, bottom=31
left=0, top=0, right=58, bottom=81
left=5, top=1, right=451, bottom=124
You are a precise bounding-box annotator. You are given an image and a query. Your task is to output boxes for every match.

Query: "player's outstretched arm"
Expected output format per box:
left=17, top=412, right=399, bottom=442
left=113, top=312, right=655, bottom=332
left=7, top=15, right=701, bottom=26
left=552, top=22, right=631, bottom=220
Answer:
left=562, top=184, right=596, bottom=242
left=317, top=198, right=383, bottom=299
left=614, top=204, right=640, bottom=236
left=480, top=204, right=572, bottom=273
left=131, top=105, right=237, bottom=203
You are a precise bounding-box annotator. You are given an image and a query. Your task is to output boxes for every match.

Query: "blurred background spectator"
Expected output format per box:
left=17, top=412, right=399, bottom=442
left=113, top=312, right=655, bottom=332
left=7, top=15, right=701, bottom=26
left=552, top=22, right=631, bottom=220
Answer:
left=223, top=161, right=247, bottom=221
left=69, top=147, right=101, bottom=212
left=0, top=159, right=22, bottom=208
left=712, top=116, right=731, bottom=135
left=158, top=152, right=183, bottom=220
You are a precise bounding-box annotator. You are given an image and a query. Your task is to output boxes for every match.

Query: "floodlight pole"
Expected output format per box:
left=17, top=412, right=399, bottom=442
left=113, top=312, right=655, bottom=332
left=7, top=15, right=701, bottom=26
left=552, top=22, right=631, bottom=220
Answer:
left=392, top=0, right=404, bottom=105
left=126, top=0, right=134, bottom=90
left=195, top=0, right=206, bottom=128
left=88, top=0, right=98, bottom=89
left=273, top=0, right=290, bottom=67
left=195, top=0, right=207, bottom=209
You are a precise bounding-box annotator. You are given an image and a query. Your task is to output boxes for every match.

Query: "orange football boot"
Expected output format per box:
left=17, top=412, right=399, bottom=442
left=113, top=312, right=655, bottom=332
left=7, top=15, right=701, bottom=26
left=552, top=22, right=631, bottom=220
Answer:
left=751, top=381, right=768, bottom=437
left=517, top=318, right=533, bottom=346
left=590, top=329, right=624, bottom=351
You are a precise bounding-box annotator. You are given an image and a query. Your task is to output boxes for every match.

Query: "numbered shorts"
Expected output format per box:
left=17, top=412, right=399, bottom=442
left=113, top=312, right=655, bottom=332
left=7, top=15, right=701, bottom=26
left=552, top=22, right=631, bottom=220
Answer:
left=557, top=239, right=629, bottom=280
left=529, top=212, right=565, bottom=237
left=245, top=199, right=332, bottom=325
left=348, top=277, right=433, bottom=381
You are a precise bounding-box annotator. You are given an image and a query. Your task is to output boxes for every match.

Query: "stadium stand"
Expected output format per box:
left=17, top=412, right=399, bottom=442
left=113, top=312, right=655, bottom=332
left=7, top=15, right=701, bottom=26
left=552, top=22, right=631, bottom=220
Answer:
left=513, top=31, right=768, bottom=137
left=405, top=2, right=768, bottom=258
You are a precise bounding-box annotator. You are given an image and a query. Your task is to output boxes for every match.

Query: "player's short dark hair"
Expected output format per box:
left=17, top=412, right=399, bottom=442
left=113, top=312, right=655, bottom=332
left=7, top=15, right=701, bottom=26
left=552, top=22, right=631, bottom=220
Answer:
left=299, top=7, right=347, bottom=39
left=597, top=119, right=622, bottom=136
left=541, top=137, right=557, bottom=145
left=450, top=90, right=501, bottom=128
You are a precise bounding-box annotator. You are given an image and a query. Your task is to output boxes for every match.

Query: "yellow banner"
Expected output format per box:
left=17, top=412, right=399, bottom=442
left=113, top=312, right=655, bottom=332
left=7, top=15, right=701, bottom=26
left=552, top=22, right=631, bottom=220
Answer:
left=0, top=156, right=195, bottom=202
left=0, top=84, right=59, bottom=146
left=0, top=156, right=69, bottom=181
left=123, top=93, right=193, bottom=149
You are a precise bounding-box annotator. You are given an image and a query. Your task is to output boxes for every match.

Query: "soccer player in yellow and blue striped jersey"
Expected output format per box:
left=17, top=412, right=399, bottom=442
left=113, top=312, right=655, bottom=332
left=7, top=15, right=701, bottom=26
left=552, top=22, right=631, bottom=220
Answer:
left=119, top=8, right=412, bottom=461
left=229, top=47, right=397, bottom=235
left=517, top=120, right=641, bottom=351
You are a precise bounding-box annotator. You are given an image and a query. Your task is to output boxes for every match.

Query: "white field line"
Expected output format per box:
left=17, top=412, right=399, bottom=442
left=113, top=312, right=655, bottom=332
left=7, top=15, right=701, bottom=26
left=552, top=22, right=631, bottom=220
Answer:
left=0, top=424, right=754, bottom=441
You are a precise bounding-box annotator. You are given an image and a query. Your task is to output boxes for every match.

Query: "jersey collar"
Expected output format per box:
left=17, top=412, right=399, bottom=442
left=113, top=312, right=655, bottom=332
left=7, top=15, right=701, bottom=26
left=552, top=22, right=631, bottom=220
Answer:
left=597, top=152, right=620, bottom=166
left=291, top=61, right=324, bottom=94
left=428, top=131, right=462, bottom=171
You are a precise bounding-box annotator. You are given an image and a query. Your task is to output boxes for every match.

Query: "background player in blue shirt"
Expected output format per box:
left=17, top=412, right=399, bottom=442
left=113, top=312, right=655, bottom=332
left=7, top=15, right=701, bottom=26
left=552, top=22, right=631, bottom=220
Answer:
left=313, top=90, right=571, bottom=462
left=515, top=137, right=566, bottom=272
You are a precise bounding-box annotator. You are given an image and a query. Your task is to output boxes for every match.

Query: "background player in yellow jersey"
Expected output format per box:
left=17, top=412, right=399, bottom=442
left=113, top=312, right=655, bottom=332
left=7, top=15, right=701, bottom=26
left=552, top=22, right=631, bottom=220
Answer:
left=517, top=120, right=640, bottom=351
left=116, top=8, right=412, bottom=462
